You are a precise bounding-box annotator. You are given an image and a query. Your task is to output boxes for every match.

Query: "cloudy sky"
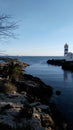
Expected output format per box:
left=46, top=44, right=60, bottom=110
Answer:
left=0, top=0, right=73, bottom=56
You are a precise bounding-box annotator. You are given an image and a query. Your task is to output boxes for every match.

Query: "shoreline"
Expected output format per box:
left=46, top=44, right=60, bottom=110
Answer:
left=0, top=57, right=68, bottom=130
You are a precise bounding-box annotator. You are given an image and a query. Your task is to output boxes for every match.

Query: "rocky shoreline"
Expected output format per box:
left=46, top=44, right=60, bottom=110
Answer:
left=0, top=58, right=68, bottom=130
left=47, top=59, right=73, bottom=71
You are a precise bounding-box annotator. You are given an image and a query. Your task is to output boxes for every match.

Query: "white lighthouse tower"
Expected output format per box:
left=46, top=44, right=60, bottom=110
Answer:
left=64, top=43, right=68, bottom=56
left=64, top=43, right=73, bottom=61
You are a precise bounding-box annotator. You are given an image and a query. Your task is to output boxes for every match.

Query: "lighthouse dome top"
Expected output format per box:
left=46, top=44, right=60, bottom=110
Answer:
left=64, top=43, right=68, bottom=48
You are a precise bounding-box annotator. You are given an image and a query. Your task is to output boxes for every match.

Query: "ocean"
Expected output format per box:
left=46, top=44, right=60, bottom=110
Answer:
left=4, top=56, right=73, bottom=128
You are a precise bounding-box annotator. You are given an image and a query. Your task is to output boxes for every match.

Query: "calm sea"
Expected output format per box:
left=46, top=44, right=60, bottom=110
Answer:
left=6, top=56, right=73, bottom=128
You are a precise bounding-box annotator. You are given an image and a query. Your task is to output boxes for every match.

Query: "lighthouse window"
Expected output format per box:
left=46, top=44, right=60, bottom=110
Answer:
left=65, top=52, right=67, bottom=54
left=65, top=49, right=68, bottom=51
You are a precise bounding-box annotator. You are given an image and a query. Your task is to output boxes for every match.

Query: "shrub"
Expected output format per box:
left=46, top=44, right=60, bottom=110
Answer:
left=2, top=61, right=23, bottom=82
left=0, top=81, right=17, bottom=94
left=4, top=82, right=17, bottom=94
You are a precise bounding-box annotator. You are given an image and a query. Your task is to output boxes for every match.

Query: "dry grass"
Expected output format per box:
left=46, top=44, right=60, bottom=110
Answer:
left=0, top=81, right=17, bottom=94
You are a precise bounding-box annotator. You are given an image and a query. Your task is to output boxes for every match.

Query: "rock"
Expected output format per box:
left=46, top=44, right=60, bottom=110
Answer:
left=56, top=90, right=61, bottom=96
left=47, top=59, right=73, bottom=71
left=18, top=104, right=33, bottom=119
left=47, top=59, right=65, bottom=66
left=0, top=91, right=68, bottom=130
left=17, top=74, right=53, bottom=103
left=41, top=114, right=55, bottom=128
left=30, top=102, right=41, bottom=107
left=33, top=112, right=41, bottom=120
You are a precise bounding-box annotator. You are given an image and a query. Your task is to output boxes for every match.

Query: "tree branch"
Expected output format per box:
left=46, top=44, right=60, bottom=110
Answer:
left=0, top=14, right=18, bottom=38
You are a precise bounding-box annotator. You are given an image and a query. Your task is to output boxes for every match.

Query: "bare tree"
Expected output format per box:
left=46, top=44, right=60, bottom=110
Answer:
left=0, top=14, right=17, bottom=39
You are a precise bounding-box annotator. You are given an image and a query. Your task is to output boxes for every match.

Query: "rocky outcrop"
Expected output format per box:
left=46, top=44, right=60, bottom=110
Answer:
left=0, top=92, right=67, bottom=130
left=62, top=62, right=73, bottom=71
left=0, top=57, right=29, bottom=69
left=0, top=58, right=68, bottom=130
left=15, top=74, right=53, bottom=103
left=47, top=59, right=73, bottom=71
left=0, top=74, right=68, bottom=130
left=47, top=59, right=65, bottom=66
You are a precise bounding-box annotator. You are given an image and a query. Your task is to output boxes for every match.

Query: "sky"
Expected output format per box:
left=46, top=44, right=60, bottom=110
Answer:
left=0, top=0, right=73, bottom=56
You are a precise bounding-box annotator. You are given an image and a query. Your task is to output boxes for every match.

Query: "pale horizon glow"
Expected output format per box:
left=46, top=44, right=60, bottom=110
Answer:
left=0, top=0, right=73, bottom=56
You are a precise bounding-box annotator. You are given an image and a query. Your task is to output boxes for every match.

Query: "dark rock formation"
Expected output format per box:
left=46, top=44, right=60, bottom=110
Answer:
left=16, top=74, right=53, bottom=103
left=47, top=59, right=73, bottom=71
left=47, top=59, right=65, bottom=66
left=56, top=90, right=61, bottom=96
left=62, top=62, right=73, bottom=71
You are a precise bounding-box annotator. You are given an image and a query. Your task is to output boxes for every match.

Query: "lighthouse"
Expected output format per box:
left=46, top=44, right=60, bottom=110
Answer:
left=64, top=43, right=68, bottom=56
left=64, top=43, right=73, bottom=61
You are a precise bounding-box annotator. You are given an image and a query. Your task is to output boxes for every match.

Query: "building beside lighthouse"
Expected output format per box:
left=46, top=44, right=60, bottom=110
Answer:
left=64, top=43, right=73, bottom=61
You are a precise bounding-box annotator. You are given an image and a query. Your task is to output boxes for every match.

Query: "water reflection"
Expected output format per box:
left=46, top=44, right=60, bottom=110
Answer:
left=64, top=70, right=73, bottom=81
left=64, top=71, right=68, bottom=81
left=71, top=73, right=73, bottom=79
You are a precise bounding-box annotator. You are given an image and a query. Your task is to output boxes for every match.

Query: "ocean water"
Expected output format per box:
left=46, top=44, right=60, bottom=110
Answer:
left=5, top=56, right=73, bottom=128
